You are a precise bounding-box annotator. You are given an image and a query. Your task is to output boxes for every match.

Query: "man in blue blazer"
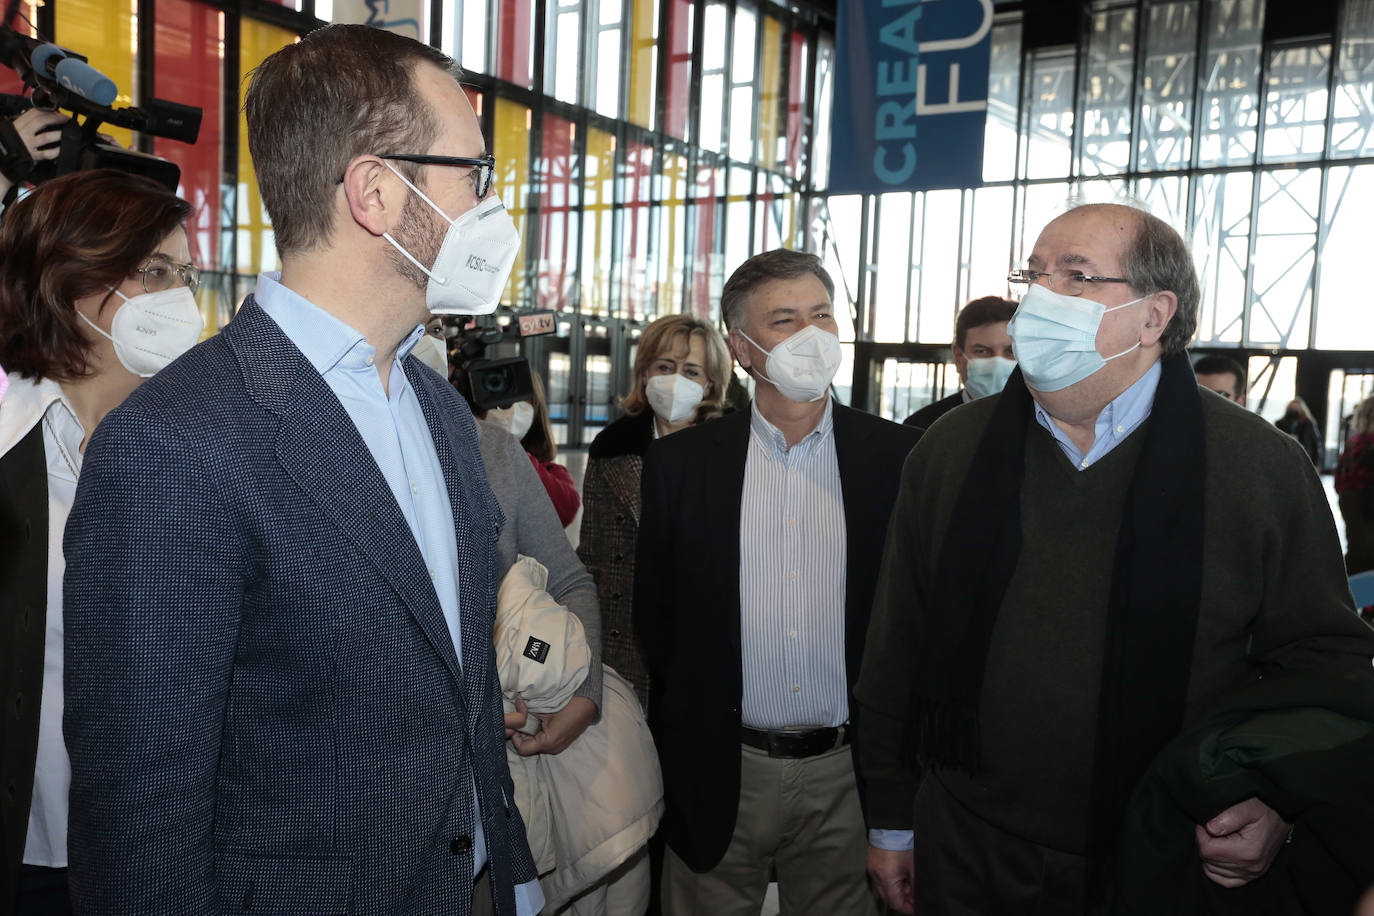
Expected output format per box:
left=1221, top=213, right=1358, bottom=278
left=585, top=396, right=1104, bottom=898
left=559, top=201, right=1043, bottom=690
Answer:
left=60, top=26, right=540, bottom=915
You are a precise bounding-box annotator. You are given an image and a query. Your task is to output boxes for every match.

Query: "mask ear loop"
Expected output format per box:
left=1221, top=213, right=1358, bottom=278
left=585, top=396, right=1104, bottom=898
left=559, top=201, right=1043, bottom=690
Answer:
left=381, top=161, right=456, bottom=288
left=1099, top=292, right=1153, bottom=361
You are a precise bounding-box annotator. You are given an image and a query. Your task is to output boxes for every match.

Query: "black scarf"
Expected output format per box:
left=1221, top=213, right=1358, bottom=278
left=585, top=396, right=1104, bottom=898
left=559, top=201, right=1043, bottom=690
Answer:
left=911, top=352, right=1207, bottom=871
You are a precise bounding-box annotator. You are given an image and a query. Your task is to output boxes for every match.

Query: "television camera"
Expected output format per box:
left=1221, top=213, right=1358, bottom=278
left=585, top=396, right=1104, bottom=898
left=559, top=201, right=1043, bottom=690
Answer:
left=449, top=309, right=559, bottom=412
left=0, top=3, right=202, bottom=195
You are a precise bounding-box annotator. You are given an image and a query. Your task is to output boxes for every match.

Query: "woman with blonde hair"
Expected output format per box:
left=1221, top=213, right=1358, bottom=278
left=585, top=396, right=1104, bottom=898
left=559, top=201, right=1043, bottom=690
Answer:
left=577, top=313, right=731, bottom=707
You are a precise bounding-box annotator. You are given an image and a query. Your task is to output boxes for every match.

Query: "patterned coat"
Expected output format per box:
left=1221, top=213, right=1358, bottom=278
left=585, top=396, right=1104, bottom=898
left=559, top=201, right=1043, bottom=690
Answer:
left=61, top=297, right=537, bottom=915
left=577, top=410, right=655, bottom=706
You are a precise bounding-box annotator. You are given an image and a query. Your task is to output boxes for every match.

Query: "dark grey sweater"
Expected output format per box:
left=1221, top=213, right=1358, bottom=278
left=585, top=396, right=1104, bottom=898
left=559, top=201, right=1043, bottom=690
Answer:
left=857, top=386, right=1374, bottom=852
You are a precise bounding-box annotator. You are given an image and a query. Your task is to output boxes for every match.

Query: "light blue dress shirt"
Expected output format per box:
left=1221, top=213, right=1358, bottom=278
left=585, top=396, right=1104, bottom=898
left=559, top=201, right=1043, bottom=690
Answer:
left=1032, top=359, right=1161, bottom=470
left=738, top=399, right=849, bottom=730
left=256, top=273, right=542, bottom=914
left=870, top=359, right=1163, bottom=852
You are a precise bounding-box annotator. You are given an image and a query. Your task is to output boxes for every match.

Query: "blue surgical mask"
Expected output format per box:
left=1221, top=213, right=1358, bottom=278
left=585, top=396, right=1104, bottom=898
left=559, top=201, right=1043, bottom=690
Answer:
left=1008, top=283, right=1147, bottom=392
left=963, top=356, right=1016, bottom=399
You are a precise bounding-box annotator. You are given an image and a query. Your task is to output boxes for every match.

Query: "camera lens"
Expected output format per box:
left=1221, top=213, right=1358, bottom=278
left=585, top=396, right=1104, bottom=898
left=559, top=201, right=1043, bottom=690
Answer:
left=481, top=366, right=514, bottom=396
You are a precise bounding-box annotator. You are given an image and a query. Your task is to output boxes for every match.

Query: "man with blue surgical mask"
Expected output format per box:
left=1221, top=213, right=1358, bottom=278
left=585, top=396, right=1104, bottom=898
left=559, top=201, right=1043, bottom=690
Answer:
left=903, top=296, right=1017, bottom=430
left=634, top=249, right=920, bottom=915
left=857, top=203, right=1374, bottom=914
left=61, top=25, right=541, bottom=916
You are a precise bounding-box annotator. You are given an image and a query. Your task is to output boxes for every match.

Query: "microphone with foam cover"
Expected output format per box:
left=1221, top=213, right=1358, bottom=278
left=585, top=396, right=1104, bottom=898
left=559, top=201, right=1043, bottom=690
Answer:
left=55, top=57, right=116, bottom=106
left=29, top=43, right=65, bottom=76
left=28, top=42, right=118, bottom=106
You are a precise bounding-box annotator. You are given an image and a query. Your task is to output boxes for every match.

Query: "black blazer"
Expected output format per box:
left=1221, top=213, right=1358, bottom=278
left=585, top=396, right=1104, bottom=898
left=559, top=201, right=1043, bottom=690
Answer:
left=902, top=390, right=964, bottom=430
left=633, top=404, right=920, bottom=872
left=0, top=425, right=46, bottom=905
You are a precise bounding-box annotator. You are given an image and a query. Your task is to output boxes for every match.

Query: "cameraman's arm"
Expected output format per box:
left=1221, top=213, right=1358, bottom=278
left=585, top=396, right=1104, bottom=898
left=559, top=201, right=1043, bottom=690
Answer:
left=0, top=108, right=66, bottom=201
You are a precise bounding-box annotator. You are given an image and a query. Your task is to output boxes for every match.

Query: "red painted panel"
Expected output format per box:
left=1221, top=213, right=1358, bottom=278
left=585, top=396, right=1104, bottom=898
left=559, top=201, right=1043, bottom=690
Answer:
left=152, top=0, right=223, bottom=270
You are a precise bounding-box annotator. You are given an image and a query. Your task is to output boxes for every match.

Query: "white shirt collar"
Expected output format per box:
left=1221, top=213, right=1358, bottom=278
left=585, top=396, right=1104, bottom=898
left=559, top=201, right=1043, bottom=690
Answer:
left=0, top=373, right=80, bottom=461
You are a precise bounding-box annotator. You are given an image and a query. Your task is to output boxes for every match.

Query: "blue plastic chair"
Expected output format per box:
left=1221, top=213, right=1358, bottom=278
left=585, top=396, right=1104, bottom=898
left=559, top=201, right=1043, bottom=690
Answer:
left=1348, top=570, right=1374, bottom=608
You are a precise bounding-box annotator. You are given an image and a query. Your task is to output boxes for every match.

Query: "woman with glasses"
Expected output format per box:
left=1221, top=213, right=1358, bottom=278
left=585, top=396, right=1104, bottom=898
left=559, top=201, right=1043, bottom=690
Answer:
left=0, top=169, right=199, bottom=914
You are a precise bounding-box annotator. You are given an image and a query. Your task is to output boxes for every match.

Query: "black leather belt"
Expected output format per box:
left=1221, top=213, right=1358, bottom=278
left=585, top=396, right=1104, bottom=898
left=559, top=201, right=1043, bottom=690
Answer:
left=740, top=725, right=850, bottom=759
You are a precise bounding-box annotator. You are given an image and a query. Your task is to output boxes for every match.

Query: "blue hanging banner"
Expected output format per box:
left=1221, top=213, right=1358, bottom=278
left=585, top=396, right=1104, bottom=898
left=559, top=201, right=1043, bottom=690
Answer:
left=829, top=0, right=994, bottom=194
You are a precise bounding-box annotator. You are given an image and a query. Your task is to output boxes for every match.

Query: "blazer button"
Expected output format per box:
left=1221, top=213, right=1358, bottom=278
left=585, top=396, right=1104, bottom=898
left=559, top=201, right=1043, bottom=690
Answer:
left=450, top=835, right=472, bottom=855
left=615, top=514, right=625, bottom=523
left=610, top=628, right=621, bottom=637
left=614, top=552, right=624, bottom=561
left=611, top=592, right=621, bottom=600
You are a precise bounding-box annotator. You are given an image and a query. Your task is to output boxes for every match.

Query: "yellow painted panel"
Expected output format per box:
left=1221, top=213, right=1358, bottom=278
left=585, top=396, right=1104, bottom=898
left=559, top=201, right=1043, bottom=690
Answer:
left=238, top=19, right=297, bottom=276
left=495, top=97, right=531, bottom=307
left=758, top=16, right=782, bottom=171
left=627, top=0, right=657, bottom=129
left=55, top=0, right=137, bottom=149
left=581, top=127, right=616, bottom=317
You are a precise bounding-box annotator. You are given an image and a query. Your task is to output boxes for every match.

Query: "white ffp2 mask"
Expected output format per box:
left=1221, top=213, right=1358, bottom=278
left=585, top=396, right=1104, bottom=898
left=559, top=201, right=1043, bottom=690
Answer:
left=645, top=373, right=705, bottom=424
left=739, top=324, right=842, bottom=403
left=79, top=285, right=204, bottom=378
left=382, top=162, right=522, bottom=316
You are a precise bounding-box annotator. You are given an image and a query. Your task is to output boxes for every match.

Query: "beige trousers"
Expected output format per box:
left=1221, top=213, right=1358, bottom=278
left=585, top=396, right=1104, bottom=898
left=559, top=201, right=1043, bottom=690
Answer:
left=662, top=743, right=877, bottom=916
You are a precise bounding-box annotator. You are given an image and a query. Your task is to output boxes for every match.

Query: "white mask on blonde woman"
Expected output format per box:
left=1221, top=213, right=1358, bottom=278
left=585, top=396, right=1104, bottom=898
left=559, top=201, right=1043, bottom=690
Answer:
left=645, top=373, right=705, bottom=424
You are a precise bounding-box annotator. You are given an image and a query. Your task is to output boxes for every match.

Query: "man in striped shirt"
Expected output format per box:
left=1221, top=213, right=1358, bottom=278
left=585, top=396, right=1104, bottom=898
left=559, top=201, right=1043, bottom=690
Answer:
left=634, top=249, right=920, bottom=915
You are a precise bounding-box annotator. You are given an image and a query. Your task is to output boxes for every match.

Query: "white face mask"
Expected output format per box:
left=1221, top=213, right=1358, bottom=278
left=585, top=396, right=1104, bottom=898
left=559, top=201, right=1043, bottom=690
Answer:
left=79, top=285, right=204, bottom=378
left=382, top=162, right=522, bottom=315
left=738, top=324, right=842, bottom=403
left=413, top=334, right=449, bottom=376
left=645, top=373, right=705, bottom=424
left=1007, top=283, right=1146, bottom=393
left=488, top=401, right=535, bottom=440
left=963, top=355, right=1017, bottom=399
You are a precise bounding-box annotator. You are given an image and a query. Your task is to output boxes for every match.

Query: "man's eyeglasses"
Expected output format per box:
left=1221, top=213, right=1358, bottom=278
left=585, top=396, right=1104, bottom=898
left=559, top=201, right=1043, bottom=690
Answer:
left=380, top=153, right=496, bottom=200
left=1008, top=268, right=1130, bottom=298
left=136, top=255, right=201, bottom=295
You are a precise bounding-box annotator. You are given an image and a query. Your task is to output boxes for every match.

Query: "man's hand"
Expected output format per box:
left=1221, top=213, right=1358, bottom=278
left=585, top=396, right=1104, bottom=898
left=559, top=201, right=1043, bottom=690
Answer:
left=504, top=697, right=529, bottom=738
left=510, top=696, right=596, bottom=756
left=1195, top=796, right=1290, bottom=887
left=867, top=844, right=915, bottom=914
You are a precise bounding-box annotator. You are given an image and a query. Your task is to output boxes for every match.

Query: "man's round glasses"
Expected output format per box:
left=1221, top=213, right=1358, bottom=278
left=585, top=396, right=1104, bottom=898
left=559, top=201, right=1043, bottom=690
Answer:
left=137, top=255, right=201, bottom=295
left=380, top=153, right=496, bottom=200
left=1008, top=268, right=1130, bottom=298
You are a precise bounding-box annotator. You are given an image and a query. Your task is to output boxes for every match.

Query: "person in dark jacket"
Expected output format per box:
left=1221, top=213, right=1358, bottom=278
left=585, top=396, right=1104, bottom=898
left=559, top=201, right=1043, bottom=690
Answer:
left=1276, top=397, right=1322, bottom=467
left=0, top=171, right=197, bottom=915
left=636, top=249, right=921, bottom=914
left=902, top=296, right=1017, bottom=430
left=577, top=313, right=731, bottom=708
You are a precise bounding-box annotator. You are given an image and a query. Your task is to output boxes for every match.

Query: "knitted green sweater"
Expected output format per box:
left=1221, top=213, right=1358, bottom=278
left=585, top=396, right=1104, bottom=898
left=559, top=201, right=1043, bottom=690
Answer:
left=856, top=388, right=1374, bottom=853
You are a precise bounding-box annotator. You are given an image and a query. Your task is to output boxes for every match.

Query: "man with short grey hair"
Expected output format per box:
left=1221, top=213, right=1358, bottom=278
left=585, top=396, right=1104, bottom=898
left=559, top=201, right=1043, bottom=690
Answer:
left=636, top=248, right=920, bottom=914
left=857, top=203, right=1374, bottom=913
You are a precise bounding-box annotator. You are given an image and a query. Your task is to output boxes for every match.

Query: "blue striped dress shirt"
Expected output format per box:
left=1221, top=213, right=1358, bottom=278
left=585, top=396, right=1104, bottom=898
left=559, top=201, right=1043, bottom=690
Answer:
left=738, top=399, right=850, bottom=730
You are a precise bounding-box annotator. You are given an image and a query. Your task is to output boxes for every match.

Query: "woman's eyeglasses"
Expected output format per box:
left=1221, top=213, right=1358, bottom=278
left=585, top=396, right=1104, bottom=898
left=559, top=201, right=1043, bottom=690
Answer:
left=136, top=255, right=201, bottom=295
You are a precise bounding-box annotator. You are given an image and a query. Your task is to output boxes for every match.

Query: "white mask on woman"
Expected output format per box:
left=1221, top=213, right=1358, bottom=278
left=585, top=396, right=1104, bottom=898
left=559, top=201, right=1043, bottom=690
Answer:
left=414, top=334, right=449, bottom=376
left=488, top=401, right=535, bottom=440
left=79, top=285, right=204, bottom=378
left=645, top=373, right=705, bottom=424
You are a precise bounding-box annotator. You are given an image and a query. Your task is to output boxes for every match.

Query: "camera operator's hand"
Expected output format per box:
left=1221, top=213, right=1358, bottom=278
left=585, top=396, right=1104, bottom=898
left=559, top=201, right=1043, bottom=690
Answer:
left=0, top=108, right=67, bottom=199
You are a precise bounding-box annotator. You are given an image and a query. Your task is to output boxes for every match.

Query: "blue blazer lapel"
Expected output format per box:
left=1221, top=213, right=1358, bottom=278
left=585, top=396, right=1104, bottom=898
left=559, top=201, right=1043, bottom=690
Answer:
left=225, top=298, right=466, bottom=689
left=404, top=359, right=499, bottom=732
